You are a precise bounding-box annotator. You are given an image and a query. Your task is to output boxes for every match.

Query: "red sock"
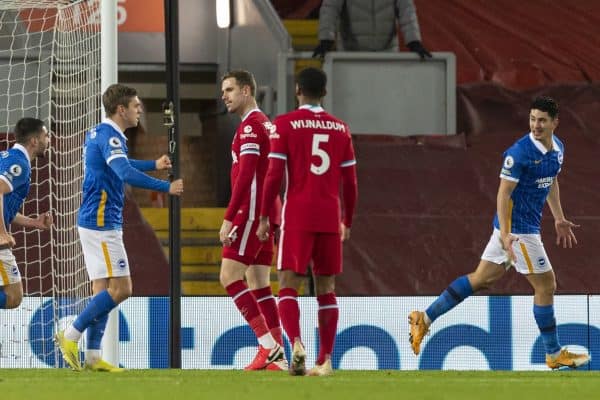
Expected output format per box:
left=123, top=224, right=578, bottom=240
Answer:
left=278, top=287, right=301, bottom=344
left=317, top=292, right=338, bottom=365
left=226, top=280, right=269, bottom=338
left=252, top=286, right=283, bottom=345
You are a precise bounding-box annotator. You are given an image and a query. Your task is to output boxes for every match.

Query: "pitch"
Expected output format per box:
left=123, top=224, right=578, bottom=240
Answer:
left=3, top=369, right=600, bottom=400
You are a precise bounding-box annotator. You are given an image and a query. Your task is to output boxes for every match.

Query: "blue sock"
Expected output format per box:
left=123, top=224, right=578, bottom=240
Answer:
left=73, top=290, right=116, bottom=333
left=426, top=275, right=473, bottom=323
left=86, top=312, right=109, bottom=350
left=533, top=304, right=561, bottom=355
left=0, top=289, right=6, bottom=309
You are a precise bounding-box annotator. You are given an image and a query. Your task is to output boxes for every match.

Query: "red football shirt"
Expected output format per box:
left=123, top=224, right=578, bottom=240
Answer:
left=266, top=105, right=356, bottom=232
left=225, top=109, right=273, bottom=222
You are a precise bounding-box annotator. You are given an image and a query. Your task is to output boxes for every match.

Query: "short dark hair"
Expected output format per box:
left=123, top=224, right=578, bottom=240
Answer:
left=221, top=70, right=256, bottom=96
left=530, top=96, right=559, bottom=119
left=102, top=84, right=138, bottom=116
left=14, top=118, right=45, bottom=144
left=296, top=67, right=327, bottom=99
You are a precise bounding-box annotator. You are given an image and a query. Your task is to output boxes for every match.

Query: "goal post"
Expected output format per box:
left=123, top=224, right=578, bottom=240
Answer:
left=0, top=0, right=102, bottom=367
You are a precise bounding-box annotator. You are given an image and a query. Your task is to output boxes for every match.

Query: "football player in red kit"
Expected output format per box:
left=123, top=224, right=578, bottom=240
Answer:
left=257, top=67, right=358, bottom=376
left=219, top=70, right=285, bottom=371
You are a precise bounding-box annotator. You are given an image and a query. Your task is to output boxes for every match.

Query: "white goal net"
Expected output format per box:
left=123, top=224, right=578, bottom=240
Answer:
left=0, top=0, right=100, bottom=367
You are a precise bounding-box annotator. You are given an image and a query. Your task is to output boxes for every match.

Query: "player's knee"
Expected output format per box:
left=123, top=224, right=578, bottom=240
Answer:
left=278, top=270, right=299, bottom=289
left=219, top=269, right=231, bottom=288
left=536, top=281, right=556, bottom=297
left=109, top=284, right=132, bottom=303
left=315, top=278, right=335, bottom=295
left=4, top=292, right=23, bottom=309
left=246, top=266, right=271, bottom=290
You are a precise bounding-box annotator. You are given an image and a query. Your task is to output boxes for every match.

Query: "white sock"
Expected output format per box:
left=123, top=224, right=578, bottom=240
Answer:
left=257, top=333, right=277, bottom=349
left=64, top=326, right=82, bottom=342
left=85, top=350, right=101, bottom=364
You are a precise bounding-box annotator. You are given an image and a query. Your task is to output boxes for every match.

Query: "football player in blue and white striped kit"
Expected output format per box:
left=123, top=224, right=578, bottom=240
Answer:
left=0, top=118, right=52, bottom=310
left=57, top=84, right=184, bottom=372
left=408, top=97, right=590, bottom=369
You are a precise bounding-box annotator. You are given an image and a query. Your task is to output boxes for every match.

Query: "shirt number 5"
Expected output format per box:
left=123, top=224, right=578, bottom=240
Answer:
left=310, top=134, right=330, bottom=175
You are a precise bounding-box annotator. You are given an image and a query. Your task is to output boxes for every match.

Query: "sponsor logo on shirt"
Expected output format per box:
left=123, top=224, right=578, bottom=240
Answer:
left=535, top=176, right=554, bottom=189
left=118, top=259, right=127, bottom=269
left=269, top=132, right=280, bottom=139
left=240, top=132, right=257, bottom=139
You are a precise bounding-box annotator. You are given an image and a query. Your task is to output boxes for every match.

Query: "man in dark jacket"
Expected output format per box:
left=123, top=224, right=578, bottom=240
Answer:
left=313, top=0, right=431, bottom=59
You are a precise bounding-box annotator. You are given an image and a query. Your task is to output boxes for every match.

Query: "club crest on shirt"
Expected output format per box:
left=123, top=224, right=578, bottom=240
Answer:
left=90, top=129, right=97, bottom=139
left=9, top=164, right=22, bottom=177
left=537, top=257, right=546, bottom=267
left=109, top=137, right=122, bottom=148
left=243, top=125, right=253, bottom=133
left=503, top=156, right=514, bottom=169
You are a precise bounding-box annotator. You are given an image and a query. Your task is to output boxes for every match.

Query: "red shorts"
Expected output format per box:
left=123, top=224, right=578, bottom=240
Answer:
left=277, top=229, right=341, bottom=276
left=222, top=218, right=274, bottom=266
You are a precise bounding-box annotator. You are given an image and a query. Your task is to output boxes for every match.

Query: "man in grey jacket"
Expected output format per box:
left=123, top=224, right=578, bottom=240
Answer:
left=313, top=0, right=431, bottom=59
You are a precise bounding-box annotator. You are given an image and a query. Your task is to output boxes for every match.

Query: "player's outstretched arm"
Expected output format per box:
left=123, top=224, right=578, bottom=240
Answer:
left=129, top=159, right=156, bottom=171
left=108, top=157, right=171, bottom=193
left=546, top=178, right=579, bottom=248
left=12, top=212, right=53, bottom=230
left=129, top=155, right=172, bottom=172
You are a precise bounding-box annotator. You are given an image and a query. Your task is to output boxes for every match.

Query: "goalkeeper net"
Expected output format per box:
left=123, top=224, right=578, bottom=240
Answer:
left=0, top=0, right=100, bottom=367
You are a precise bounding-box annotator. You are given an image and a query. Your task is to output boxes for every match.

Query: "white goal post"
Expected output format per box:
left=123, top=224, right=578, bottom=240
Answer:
left=0, top=0, right=118, bottom=368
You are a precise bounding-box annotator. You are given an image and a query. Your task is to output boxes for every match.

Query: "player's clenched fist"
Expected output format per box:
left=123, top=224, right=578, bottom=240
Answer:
left=155, top=155, right=172, bottom=170
left=169, top=179, right=184, bottom=196
left=256, top=217, right=269, bottom=242
left=37, top=212, right=53, bottom=230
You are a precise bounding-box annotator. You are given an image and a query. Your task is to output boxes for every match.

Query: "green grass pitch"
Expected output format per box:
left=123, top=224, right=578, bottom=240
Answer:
left=3, top=369, right=600, bottom=400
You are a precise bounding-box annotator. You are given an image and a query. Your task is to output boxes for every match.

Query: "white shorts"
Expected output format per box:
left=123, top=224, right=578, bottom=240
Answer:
left=481, top=229, right=552, bottom=274
left=78, top=227, right=130, bottom=280
left=0, top=249, right=21, bottom=286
